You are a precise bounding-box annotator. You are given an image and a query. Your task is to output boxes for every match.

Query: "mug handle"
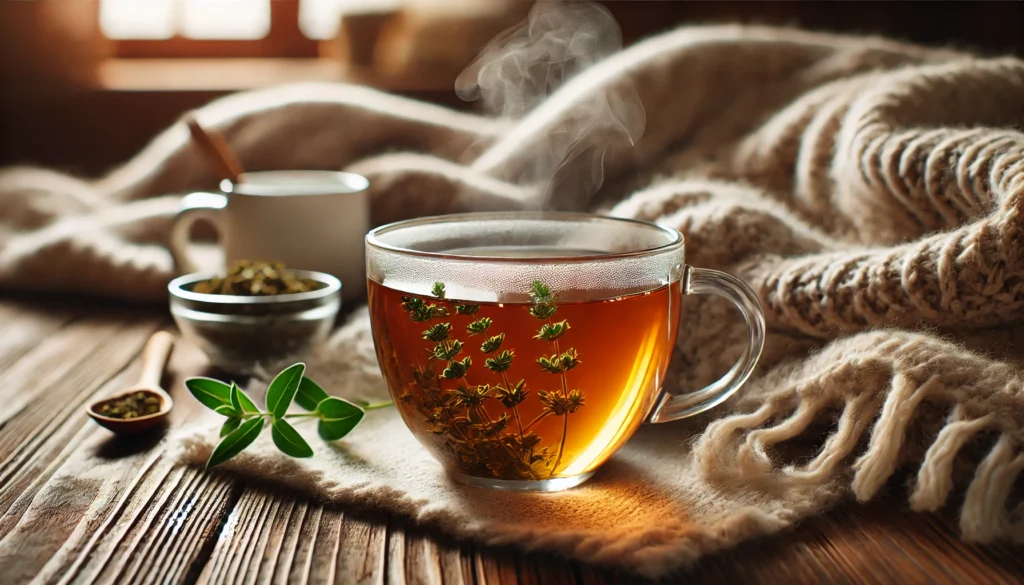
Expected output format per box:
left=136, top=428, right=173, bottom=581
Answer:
left=648, top=265, right=766, bottom=423
left=169, top=192, right=228, bottom=275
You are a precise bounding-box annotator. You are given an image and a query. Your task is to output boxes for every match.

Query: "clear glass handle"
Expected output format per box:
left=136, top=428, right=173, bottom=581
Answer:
left=648, top=265, right=765, bottom=423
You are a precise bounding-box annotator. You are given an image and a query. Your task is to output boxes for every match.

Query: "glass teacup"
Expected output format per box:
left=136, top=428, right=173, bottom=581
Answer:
left=366, top=212, right=764, bottom=492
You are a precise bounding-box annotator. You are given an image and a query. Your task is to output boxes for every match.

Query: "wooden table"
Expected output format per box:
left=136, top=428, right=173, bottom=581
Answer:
left=2, top=296, right=1022, bottom=585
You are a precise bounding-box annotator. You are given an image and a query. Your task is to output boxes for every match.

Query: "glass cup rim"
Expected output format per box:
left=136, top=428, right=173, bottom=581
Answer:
left=365, top=211, right=683, bottom=263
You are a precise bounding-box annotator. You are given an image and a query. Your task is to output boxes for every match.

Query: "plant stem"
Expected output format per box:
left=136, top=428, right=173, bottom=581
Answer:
left=548, top=317, right=570, bottom=477
left=459, top=375, right=493, bottom=424
left=241, top=411, right=309, bottom=419
left=360, top=401, right=394, bottom=410
left=452, top=326, right=539, bottom=480
left=499, top=371, right=524, bottom=438
left=283, top=413, right=321, bottom=419
left=473, top=402, right=494, bottom=424
left=553, top=414, right=568, bottom=477
left=522, top=411, right=551, bottom=433
left=460, top=372, right=535, bottom=478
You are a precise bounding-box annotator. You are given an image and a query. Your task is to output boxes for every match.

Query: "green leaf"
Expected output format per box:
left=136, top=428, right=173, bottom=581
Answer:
left=455, top=303, right=480, bottom=315
left=421, top=323, right=451, bottom=342
left=220, top=417, right=241, bottom=437
left=560, top=348, right=582, bottom=372
left=480, top=333, right=505, bottom=353
left=231, top=382, right=259, bottom=413
left=316, top=397, right=365, bottom=441
left=295, top=377, right=330, bottom=411
left=484, top=350, right=514, bottom=372
left=537, top=354, right=563, bottom=374
left=403, top=296, right=445, bottom=322
left=431, top=340, right=463, bottom=361
left=207, top=417, right=264, bottom=468
left=431, top=282, right=446, bottom=299
left=229, top=383, right=242, bottom=412
left=535, top=320, right=570, bottom=341
left=466, top=317, right=492, bottom=335
left=185, top=377, right=232, bottom=410
left=495, top=379, right=528, bottom=408
left=529, top=304, right=558, bottom=320
left=530, top=280, right=552, bottom=302
left=266, top=363, right=305, bottom=420
left=442, top=356, right=472, bottom=379
left=214, top=404, right=240, bottom=416
left=271, top=419, right=314, bottom=458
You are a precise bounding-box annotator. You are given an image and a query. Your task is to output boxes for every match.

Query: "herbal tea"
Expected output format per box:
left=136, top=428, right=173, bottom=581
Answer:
left=368, top=278, right=681, bottom=482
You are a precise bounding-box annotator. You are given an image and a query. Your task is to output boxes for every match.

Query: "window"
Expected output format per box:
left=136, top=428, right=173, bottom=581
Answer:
left=99, top=0, right=402, bottom=49
left=98, top=0, right=523, bottom=63
left=300, top=0, right=400, bottom=40
left=98, top=0, right=397, bottom=57
left=101, top=0, right=271, bottom=40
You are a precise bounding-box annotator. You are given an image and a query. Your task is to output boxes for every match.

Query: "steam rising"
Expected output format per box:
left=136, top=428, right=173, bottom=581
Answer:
left=456, top=1, right=646, bottom=210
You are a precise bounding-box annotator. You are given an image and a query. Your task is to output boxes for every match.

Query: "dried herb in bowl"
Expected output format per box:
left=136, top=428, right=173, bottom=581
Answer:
left=192, top=260, right=325, bottom=296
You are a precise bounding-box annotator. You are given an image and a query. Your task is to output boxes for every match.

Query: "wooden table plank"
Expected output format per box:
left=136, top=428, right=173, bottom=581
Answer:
left=283, top=503, right=324, bottom=584
left=0, top=309, right=242, bottom=585
left=0, top=301, right=80, bottom=374
left=250, top=497, right=296, bottom=584
left=0, top=298, right=1021, bottom=585
left=0, top=315, right=163, bottom=532
left=332, top=511, right=388, bottom=585
left=387, top=521, right=475, bottom=585
left=517, top=552, right=579, bottom=585
left=475, top=548, right=521, bottom=585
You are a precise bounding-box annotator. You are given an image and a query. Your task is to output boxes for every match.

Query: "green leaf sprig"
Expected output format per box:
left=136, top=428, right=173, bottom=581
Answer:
left=185, top=363, right=392, bottom=468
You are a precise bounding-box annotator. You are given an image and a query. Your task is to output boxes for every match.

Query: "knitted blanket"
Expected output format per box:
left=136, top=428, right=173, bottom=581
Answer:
left=3, top=17, right=1024, bottom=577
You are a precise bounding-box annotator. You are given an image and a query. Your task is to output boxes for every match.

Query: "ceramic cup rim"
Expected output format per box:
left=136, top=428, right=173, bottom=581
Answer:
left=218, top=170, right=370, bottom=197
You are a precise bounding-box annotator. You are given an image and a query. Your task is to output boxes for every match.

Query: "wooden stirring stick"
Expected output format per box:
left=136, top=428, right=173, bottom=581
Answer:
left=184, top=114, right=245, bottom=184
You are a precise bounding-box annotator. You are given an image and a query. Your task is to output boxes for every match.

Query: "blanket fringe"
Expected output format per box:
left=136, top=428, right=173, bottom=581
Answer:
left=695, top=339, right=1024, bottom=544
left=909, top=407, right=993, bottom=512
left=784, top=391, right=876, bottom=482
left=850, top=374, right=938, bottom=500
left=961, top=435, right=1024, bottom=543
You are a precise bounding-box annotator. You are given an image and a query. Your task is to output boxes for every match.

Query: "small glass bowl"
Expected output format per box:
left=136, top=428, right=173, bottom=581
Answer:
left=168, top=270, right=341, bottom=375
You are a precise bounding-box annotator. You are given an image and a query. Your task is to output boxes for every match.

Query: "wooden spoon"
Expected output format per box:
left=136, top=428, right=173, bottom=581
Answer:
left=88, top=331, right=176, bottom=435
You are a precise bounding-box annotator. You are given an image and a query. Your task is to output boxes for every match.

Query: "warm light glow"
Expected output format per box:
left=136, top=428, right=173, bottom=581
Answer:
left=100, top=0, right=271, bottom=40
left=100, top=0, right=465, bottom=41
left=299, top=0, right=401, bottom=40
left=100, top=0, right=177, bottom=39
left=559, top=320, right=662, bottom=476
left=182, top=0, right=270, bottom=40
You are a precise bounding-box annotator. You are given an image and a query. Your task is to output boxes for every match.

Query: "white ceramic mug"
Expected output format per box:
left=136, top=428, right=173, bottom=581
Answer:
left=169, top=170, right=370, bottom=300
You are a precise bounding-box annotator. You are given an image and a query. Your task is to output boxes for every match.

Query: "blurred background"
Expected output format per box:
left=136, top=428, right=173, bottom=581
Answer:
left=2, top=0, right=1022, bottom=177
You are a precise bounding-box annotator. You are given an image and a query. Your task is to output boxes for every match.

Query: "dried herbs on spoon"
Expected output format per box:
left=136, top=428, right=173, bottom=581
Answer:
left=94, top=391, right=163, bottom=419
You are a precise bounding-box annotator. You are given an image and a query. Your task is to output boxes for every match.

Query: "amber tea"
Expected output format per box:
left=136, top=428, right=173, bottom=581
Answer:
left=365, top=212, right=764, bottom=492
left=369, top=278, right=681, bottom=483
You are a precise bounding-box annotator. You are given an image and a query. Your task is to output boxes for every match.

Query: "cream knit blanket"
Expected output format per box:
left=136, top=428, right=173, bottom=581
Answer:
left=3, top=21, right=1024, bottom=577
